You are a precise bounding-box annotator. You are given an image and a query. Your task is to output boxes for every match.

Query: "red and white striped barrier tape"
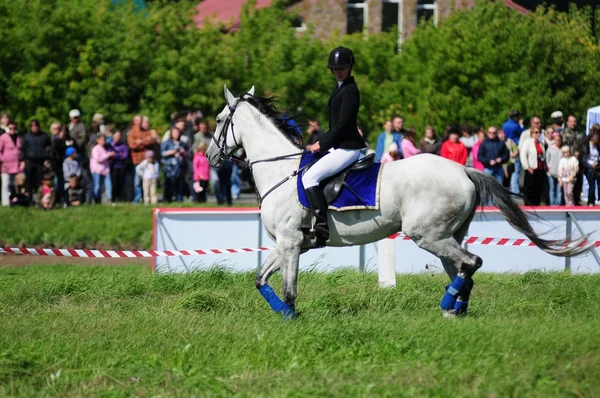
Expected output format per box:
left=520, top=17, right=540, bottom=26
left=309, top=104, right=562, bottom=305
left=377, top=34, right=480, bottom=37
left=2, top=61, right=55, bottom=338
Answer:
left=0, top=247, right=274, bottom=258
left=0, top=234, right=597, bottom=258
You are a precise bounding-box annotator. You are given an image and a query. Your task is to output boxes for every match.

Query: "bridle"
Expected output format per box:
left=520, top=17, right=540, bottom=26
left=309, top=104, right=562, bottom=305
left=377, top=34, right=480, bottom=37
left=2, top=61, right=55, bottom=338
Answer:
left=212, top=94, right=312, bottom=206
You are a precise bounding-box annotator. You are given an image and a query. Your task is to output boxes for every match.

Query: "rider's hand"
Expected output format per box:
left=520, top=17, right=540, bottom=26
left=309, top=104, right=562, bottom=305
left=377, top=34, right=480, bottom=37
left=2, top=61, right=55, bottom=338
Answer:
left=309, top=142, right=321, bottom=153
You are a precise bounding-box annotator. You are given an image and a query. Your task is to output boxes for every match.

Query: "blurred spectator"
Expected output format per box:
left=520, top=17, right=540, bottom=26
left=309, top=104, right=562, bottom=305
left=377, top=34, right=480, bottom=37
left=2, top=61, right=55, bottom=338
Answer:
left=110, top=131, right=129, bottom=203
left=375, top=120, right=403, bottom=162
left=459, top=124, right=476, bottom=167
left=65, top=175, right=85, bottom=207
left=0, top=112, right=10, bottom=134
left=440, top=126, right=467, bottom=165
left=520, top=128, right=546, bottom=205
left=87, top=119, right=101, bottom=155
left=0, top=121, right=22, bottom=206
left=92, top=113, right=106, bottom=135
left=546, top=133, right=563, bottom=206
left=20, top=119, right=50, bottom=198
left=9, top=173, right=29, bottom=207
left=104, top=124, right=114, bottom=145
left=193, top=119, right=212, bottom=150
left=68, top=109, right=87, bottom=154
left=380, top=142, right=400, bottom=163
left=161, top=126, right=187, bottom=203
left=562, top=115, right=586, bottom=205
left=471, top=129, right=486, bottom=171
left=400, top=128, right=421, bottom=159
left=543, top=126, right=555, bottom=149
left=307, top=118, right=324, bottom=146
left=136, top=150, right=159, bottom=205
left=581, top=132, right=600, bottom=206
left=127, top=115, right=154, bottom=203
left=392, top=116, right=405, bottom=136
left=193, top=143, right=210, bottom=203
left=161, top=119, right=185, bottom=143
left=90, top=135, right=114, bottom=204
left=63, top=147, right=81, bottom=182
left=519, top=117, right=544, bottom=149
left=37, top=174, right=55, bottom=210
left=50, top=122, right=69, bottom=204
left=551, top=111, right=564, bottom=133
left=558, top=146, right=579, bottom=206
left=502, top=110, right=524, bottom=194
left=478, top=126, right=509, bottom=184
left=420, top=126, right=441, bottom=155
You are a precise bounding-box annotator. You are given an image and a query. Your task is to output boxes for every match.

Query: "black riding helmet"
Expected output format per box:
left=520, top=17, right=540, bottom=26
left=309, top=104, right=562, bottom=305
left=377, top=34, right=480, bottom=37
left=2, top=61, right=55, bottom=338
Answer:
left=327, top=46, right=355, bottom=69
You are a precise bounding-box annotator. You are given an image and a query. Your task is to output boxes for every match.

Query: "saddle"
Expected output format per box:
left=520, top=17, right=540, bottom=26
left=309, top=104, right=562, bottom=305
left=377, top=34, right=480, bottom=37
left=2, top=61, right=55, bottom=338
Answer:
left=307, top=153, right=375, bottom=205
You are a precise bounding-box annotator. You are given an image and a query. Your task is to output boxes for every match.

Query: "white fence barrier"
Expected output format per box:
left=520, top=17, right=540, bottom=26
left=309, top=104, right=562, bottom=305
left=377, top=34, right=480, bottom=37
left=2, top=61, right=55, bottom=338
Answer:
left=153, top=207, right=600, bottom=275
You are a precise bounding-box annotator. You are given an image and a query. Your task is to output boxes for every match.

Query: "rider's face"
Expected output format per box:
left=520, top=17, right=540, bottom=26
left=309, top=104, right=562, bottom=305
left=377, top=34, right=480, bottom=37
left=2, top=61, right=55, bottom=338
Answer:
left=332, top=67, right=350, bottom=81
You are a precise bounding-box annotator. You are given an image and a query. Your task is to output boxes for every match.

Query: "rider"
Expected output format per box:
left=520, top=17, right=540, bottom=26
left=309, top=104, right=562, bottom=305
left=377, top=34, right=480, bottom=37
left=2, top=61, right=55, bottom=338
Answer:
left=302, top=46, right=366, bottom=243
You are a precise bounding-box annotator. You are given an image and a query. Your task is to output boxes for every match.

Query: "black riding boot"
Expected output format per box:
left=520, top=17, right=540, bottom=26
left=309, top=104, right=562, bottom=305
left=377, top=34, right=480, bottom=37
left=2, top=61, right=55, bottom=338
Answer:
left=305, top=186, right=329, bottom=244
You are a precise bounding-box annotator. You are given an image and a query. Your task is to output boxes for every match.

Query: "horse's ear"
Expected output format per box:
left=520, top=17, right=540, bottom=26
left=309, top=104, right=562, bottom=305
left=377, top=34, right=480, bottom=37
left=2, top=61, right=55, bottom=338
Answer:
left=247, top=86, right=255, bottom=96
left=224, top=85, right=235, bottom=107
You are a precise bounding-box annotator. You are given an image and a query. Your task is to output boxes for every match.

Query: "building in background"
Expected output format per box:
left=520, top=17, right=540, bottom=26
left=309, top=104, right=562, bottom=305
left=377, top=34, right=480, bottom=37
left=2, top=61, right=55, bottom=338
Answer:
left=195, top=0, right=529, bottom=47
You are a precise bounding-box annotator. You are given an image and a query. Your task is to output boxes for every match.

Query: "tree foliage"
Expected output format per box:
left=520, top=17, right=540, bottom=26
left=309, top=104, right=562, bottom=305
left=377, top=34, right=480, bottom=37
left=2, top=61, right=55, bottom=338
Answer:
left=0, top=0, right=599, bottom=141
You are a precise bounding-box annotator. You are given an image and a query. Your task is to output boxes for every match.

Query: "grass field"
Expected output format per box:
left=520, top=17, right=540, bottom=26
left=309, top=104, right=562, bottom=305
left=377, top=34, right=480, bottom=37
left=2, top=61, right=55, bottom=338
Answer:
left=1, top=265, right=599, bottom=396
left=0, top=202, right=255, bottom=250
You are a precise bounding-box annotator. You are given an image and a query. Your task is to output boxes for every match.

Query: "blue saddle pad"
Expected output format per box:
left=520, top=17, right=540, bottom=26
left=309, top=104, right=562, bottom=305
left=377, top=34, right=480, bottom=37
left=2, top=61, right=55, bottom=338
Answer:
left=297, top=152, right=383, bottom=211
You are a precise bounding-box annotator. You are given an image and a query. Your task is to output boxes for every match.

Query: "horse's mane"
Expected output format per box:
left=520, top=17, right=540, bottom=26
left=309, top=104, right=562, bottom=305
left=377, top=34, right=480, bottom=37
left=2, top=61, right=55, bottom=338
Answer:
left=244, top=95, right=305, bottom=149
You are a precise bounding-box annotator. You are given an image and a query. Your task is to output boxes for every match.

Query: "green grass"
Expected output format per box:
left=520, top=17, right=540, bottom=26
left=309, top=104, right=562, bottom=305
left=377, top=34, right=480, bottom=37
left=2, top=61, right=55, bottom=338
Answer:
left=0, top=202, right=255, bottom=250
left=1, top=265, right=599, bottom=396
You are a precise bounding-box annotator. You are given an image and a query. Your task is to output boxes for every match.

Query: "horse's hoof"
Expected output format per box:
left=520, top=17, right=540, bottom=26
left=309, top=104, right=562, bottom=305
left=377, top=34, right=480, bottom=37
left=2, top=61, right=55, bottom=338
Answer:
left=282, top=306, right=296, bottom=320
left=442, top=309, right=457, bottom=319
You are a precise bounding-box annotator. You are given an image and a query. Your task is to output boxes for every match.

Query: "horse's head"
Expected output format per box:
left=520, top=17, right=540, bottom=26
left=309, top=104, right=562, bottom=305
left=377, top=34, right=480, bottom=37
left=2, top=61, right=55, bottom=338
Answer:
left=207, top=85, right=255, bottom=167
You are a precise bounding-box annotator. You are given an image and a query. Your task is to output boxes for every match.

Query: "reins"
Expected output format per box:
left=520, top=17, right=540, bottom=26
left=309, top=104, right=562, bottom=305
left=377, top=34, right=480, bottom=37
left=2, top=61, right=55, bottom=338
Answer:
left=213, top=94, right=309, bottom=206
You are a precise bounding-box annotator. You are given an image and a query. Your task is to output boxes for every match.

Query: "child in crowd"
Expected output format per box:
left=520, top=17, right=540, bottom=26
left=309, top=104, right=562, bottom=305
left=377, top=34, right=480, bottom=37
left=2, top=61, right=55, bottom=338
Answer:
left=9, top=173, right=29, bottom=207
left=546, top=133, right=563, bottom=206
left=37, top=174, right=55, bottom=210
left=135, top=150, right=160, bottom=204
left=65, top=174, right=85, bottom=207
left=63, top=147, right=81, bottom=191
left=400, top=128, right=422, bottom=159
left=193, top=143, right=210, bottom=202
left=558, top=145, right=579, bottom=206
left=380, top=142, right=401, bottom=163
left=90, top=134, right=114, bottom=204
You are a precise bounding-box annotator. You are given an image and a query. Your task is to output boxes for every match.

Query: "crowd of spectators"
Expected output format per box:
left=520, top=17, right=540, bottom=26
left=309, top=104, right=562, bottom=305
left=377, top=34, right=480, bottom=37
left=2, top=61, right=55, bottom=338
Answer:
left=0, top=109, right=245, bottom=209
left=372, top=111, right=598, bottom=207
left=1, top=107, right=598, bottom=209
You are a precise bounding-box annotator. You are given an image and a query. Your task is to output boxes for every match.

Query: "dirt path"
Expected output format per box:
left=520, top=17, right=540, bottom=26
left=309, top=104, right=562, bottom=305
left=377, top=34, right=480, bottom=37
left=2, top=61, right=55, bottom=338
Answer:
left=0, top=254, right=152, bottom=267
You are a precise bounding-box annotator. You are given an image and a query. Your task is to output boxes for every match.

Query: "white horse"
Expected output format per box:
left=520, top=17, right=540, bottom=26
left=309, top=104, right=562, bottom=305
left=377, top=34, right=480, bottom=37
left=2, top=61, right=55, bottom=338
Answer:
left=207, top=86, right=590, bottom=319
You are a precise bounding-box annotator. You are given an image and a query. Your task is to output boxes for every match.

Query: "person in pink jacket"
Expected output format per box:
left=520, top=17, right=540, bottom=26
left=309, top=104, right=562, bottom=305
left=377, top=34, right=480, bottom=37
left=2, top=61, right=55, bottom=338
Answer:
left=400, top=128, right=422, bottom=159
left=193, top=143, right=210, bottom=202
left=0, top=121, right=22, bottom=206
left=471, top=129, right=486, bottom=171
left=89, top=135, right=115, bottom=204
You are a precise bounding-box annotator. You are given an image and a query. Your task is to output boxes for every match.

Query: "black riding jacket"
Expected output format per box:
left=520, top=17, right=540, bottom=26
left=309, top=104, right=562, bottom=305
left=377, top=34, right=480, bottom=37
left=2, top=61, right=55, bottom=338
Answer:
left=319, top=76, right=366, bottom=151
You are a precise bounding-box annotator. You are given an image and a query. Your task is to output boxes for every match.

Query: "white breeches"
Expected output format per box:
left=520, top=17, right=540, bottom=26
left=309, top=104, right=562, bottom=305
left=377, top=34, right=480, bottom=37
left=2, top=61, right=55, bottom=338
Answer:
left=302, top=148, right=362, bottom=188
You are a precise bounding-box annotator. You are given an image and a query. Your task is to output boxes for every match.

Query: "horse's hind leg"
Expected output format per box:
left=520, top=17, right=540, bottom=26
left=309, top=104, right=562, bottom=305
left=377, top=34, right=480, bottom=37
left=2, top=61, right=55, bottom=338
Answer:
left=410, top=231, right=481, bottom=317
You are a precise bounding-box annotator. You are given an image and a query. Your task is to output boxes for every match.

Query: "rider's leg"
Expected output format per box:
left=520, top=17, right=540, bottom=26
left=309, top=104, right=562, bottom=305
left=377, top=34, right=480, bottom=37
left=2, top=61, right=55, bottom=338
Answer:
left=301, top=148, right=361, bottom=242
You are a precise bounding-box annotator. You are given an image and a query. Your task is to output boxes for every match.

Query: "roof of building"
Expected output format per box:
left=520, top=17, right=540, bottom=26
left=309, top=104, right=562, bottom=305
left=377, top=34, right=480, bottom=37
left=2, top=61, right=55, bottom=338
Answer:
left=194, top=0, right=274, bottom=30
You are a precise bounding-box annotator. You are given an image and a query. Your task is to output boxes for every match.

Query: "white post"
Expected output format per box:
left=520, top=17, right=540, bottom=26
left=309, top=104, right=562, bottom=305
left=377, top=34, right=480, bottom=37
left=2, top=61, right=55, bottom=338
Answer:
left=378, top=238, right=396, bottom=288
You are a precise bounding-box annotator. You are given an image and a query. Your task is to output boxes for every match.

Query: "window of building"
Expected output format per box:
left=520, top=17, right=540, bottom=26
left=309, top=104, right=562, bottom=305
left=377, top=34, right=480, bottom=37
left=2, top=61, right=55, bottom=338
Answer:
left=347, top=0, right=367, bottom=34
left=382, top=0, right=403, bottom=50
left=417, top=0, right=438, bottom=26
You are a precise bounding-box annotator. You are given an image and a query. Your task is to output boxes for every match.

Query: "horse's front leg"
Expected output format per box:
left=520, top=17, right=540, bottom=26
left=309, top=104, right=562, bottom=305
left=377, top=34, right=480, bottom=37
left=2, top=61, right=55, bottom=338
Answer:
left=255, top=244, right=298, bottom=319
left=280, top=238, right=302, bottom=320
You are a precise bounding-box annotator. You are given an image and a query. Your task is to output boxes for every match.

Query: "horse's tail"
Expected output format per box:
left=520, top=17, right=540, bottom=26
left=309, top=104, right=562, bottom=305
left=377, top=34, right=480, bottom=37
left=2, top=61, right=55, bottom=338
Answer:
left=464, top=168, right=592, bottom=257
